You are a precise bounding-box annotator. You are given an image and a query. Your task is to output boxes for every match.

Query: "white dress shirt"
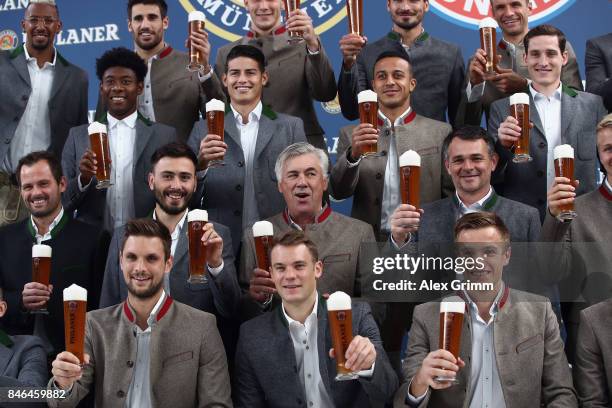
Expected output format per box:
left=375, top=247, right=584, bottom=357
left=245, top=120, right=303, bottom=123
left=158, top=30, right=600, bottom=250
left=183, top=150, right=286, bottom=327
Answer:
left=605, top=178, right=612, bottom=194
left=8, top=46, right=55, bottom=171
left=231, top=102, right=262, bottom=231
left=530, top=83, right=563, bottom=190
left=107, top=111, right=138, bottom=229
left=456, top=187, right=493, bottom=216
left=30, top=207, right=64, bottom=244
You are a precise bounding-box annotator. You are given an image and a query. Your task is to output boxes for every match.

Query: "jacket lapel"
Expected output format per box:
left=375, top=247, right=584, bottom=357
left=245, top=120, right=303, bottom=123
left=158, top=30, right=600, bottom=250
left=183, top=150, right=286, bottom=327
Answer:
left=254, top=114, right=275, bottom=162
left=528, top=93, right=546, bottom=141
left=317, top=303, right=335, bottom=399
left=10, top=48, right=31, bottom=89
left=133, top=117, right=153, bottom=169
left=461, top=310, right=473, bottom=406
left=172, top=228, right=189, bottom=271
left=559, top=90, right=576, bottom=144
left=49, top=54, right=69, bottom=101
left=223, top=111, right=241, bottom=148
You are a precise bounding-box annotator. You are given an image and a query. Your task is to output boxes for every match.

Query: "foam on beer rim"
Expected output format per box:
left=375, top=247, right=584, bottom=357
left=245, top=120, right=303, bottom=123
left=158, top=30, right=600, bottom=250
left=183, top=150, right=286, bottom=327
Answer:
left=188, top=209, right=208, bottom=223
left=510, top=93, right=529, bottom=106
left=87, top=121, right=107, bottom=135
left=440, top=296, right=465, bottom=314
left=478, top=17, right=498, bottom=29
left=188, top=11, right=206, bottom=22
left=252, top=221, right=273, bottom=237
left=554, top=144, right=574, bottom=160
left=327, top=291, right=351, bottom=311
left=63, top=284, right=87, bottom=302
left=206, top=98, right=225, bottom=113
left=32, top=244, right=51, bottom=258
left=399, top=150, right=421, bottom=167
left=357, top=90, right=377, bottom=104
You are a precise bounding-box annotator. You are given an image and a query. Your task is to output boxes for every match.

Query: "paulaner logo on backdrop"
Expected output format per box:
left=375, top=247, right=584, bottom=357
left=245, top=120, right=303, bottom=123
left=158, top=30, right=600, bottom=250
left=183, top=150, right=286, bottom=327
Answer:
left=429, top=0, right=576, bottom=29
left=178, top=0, right=347, bottom=41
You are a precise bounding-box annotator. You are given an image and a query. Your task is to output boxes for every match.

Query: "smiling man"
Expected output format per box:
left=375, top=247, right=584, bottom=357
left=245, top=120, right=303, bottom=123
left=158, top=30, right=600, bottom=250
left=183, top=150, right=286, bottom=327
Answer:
left=489, top=25, right=607, bottom=220
left=62, top=47, right=176, bottom=232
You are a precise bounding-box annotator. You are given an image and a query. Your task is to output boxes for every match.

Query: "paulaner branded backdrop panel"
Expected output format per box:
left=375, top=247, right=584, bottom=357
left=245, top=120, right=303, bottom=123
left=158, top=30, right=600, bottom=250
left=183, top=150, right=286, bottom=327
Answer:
left=1, top=0, right=610, bottom=213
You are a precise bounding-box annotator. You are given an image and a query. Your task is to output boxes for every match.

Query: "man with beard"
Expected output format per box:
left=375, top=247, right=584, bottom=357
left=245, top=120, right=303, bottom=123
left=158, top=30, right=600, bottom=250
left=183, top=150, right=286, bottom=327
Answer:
left=0, top=0, right=88, bottom=226
left=62, top=47, right=176, bottom=232
left=95, top=0, right=225, bottom=143
left=47, top=218, right=232, bottom=407
left=100, top=142, right=239, bottom=321
left=0, top=151, right=108, bottom=358
left=337, top=0, right=464, bottom=127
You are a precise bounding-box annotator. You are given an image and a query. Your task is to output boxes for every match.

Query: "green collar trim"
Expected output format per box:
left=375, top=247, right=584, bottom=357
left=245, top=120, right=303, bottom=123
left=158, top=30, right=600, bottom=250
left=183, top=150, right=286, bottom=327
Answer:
left=138, top=111, right=153, bottom=126
left=387, top=30, right=429, bottom=43
left=562, top=83, right=578, bottom=98
left=9, top=44, right=68, bottom=66
left=95, top=111, right=151, bottom=126
left=0, top=329, right=14, bottom=348
left=27, top=209, right=69, bottom=240
left=452, top=189, right=499, bottom=211
left=224, top=103, right=278, bottom=120
left=278, top=293, right=326, bottom=328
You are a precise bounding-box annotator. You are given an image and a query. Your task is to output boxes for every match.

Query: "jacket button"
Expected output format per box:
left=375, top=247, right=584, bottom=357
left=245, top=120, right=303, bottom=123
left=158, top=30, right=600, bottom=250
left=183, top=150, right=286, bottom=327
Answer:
left=296, top=398, right=302, bottom=405
left=380, top=150, right=387, bottom=156
left=237, top=161, right=244, bottom=167
left=385, top=129, right=391, bottom=136
left=537, top=170, right=544, bottom=177
left=235, top=185, right=242, bottom=191
left=234, top=210, right=241, bottom=216
left=117, top=390, right=125, bottom=398
left=126, top=360, right=134, bottom=368
left=13, top=117, right=19, bottom=122
left=375, top=172, right=382, bottom=180
left=538, top=142, right=546, bottom=148
left=21, top=95, right=28, bottom=101
left=4, top=138, right=10, bottom=144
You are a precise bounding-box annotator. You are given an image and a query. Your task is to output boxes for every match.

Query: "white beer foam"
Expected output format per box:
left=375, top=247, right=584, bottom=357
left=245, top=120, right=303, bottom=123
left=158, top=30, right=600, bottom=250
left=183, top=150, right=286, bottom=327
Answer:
left=87, top=122, right=107, bottom=135
left=63, top=284, right=87, bottom=302
left=479, top=17, right=498, bottom=29
left=440, top=296, right=465, bottom=314
left=253, top=221, right=273, bottom=237
left=399, top=150, right=421, bottom=167
left=32, top=244, right=51, bottom=258
left=206, top=98, right=225, bottom=113
left=188, top=11, right=206, bottom=22
left=357, top=90, right=377, bottom=104
left=327, top=291, right=351, bottom=311
left=510, top=93, right=529, bottom=106
left=554, top=144, right=574, bottom=160
left=188, top=209, right=208, bottom=222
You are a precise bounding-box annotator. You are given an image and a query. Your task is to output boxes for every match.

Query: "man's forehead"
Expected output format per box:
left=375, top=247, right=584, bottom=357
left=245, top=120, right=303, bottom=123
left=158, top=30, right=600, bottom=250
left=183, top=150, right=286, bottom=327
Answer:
left=284, top=154, right=322, bottom=172
left=123, top=236, right=164, bottom=252
left=527, top=35, right=561, bottom=50
left=131, top=4, right=162, bottom=17
left=449, top=138, right=488, bottom=154
left=375, top=58, right=410, bottom=72
left=26, top=3, right=58, bottom=17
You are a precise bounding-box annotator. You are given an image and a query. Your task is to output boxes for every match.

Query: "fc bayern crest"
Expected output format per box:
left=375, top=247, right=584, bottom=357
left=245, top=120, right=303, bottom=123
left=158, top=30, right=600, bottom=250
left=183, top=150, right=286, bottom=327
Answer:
left=0, top=29, right=18, bottom=51
left=429, top=0, right=576, bottom=29
left=178, top=0, right=347, bottom=41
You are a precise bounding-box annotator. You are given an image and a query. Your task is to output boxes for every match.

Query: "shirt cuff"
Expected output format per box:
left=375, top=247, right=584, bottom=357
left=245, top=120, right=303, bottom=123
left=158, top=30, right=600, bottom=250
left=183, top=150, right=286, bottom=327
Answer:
left=196, top=169, right=208, bottom=180
left=207, top=260, right=224, bottom=277
left=390, top=232, right=413, bottom=250
left=78, top=174, right=92, bottom=192
left=197, top=67, right=213, bottom=82
left=406, top=378, right=427, bottom=404
left=53, top=379, right=73, bottom=395
left=357, top=361, right=375, bottom=378
left=346, top=149, right=361, bottom=167
left=466, top=80, right=486, bottom=103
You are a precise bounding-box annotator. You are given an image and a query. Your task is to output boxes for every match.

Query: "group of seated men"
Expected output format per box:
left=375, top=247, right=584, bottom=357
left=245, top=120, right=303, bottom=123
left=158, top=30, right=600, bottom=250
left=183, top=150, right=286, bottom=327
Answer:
left=0, top=0, right=611, bottom=406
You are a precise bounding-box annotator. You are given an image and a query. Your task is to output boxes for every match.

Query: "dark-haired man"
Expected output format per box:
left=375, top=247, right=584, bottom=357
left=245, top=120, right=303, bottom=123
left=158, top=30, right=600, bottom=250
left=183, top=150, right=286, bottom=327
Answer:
left=47, top=218, right=232, bottom=407
left=62, top=47, right=176, bottom=231
left=0, top=151, right=107, bottom=358
left=95, top=0, right=225, bottom=142
left=0, top=0, right=88, bottom=226
left=586, top=32, right=612, bottom=112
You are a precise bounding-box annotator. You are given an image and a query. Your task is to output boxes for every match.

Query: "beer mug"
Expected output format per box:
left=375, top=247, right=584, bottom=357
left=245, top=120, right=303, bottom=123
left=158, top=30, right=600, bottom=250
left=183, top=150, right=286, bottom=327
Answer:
left=253, top=221, right=274, bottom=303
left=399, top=150, right=421, bottom=210
left=206, top=98, right=226, bottom=167
left=553, top=144, right=577, bottom=221
left=187, top=11, right=206, bottom=72
left=63, top=284, right=87, bottom=364
left=88, top=122, right=112, bottom=189
left=509, top=93, right=532, bottom=163
left=282, top=0, right=304, bottom=44
left=187, top=209, right=208, bottom=284
left=345, top=0, right=363, bottom=36
left=479, top=17, right=498, bottom=75
left=31, top=244, right=51, bottom=314
left=327, top=291, right=359, bottom=381
left=357, top=90, right=378, bottom=158
left=435, top=296, right=465, bottom=384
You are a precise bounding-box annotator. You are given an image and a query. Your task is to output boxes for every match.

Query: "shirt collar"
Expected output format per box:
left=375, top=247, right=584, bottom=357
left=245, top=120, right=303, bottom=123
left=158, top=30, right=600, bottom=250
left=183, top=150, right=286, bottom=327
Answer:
left=282, top=204, right=332, bottom=230
left=231, top=101, right=263, bottom=125
left=600, top=179, right=612, bottom=201
left=605, top=178, right=612, bottom=194
left=108, top=110, right=138, bottom=130
left=140, top=43, right=172, bottom=62
left=153, top=208, right=188, bottom=239
left=463, top=282, right=506, bottom=322
left=529, top=82, right=562, bottom=101
left=246, top=25, right=287, bottom=38
left=23, top=45, right=57, bottom=67
left=125, top=290, right=169, bottom=331
left=377, top=107, right=414, bottom=128
left=30, top=207, right=64, bottom=240
left=456, top=187, right=494, bottom=214
left=282, top=292, right=319, bottom=326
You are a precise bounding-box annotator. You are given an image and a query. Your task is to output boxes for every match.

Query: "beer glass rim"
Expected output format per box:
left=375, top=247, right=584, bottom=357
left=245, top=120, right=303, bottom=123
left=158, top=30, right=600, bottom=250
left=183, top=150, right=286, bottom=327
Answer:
left=188, top=209, right=208, bottom=223
left=327, top=291, right=351, bottom=311
left=479, top=17, right=498, bottom=29
left=509, top=93, right=530, bottom=106
left=32, top=244, right=52, bottom=258
left=63, top=283, right=87, bottom=301
left=440, top=296, right=465, bottom=314
left=357, top=90, right=377, bottom=104
left=188, top=11, right=206, bottom=22
left=87, top=121, right=107, bottom=135
left=399, top=150, right=421, bottom=168
left=206, top=99, right=225, bottom=113
left=253, top=221, right=274, bottom=237
left=553, top=144, right=574, bottom=160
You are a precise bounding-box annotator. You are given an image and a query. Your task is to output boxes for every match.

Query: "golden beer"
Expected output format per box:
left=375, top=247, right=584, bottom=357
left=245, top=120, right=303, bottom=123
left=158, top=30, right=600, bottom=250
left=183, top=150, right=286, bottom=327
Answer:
left=510, top=93, right=532, bottom=163
left=327, top=292, right=359, bottom=381
left=436, top=297, right=465, bottom=384
left=479, top=18, right=498, bottom=74
left=206, top=99, right=226, bottom=167
left=32, top=244, right=51, bottom=286
left=88, top=122, right=112, bottom=189
left=399, top=150, right=421, bottom=209
left=357, top=90, right=378, bottom=157
left=187, top=209, right=208, bottom=283
left=554, top=144, right=577, bottom=221
left=283, top=0, right=304, bottom=44
left=346, top=0, right=363, bottom=36
left=63, top=284, right=87, bottom=364
left=253, top=221, right=274, bottom=272
left=187, top=11, right=206, bottom=72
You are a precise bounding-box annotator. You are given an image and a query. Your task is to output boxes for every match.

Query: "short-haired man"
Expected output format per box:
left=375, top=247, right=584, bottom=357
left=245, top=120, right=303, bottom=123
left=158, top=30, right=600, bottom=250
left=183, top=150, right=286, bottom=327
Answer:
left=585, top=32, right=612, bottom=112
left=47, top=218, right=232, bottom=407
left=214, top=0, right=336, bottom=150
left=62, top=47, right=176, bottom=231
left=338, top=0, right=464, bottom=126
left=100, top=142, right=239, bottom=322
left=332, top=51, right=452, bottom=239
left=235, top=230, right=398, bottom=407
left=489, top=24, right=607, bottom=220
left=94, top=0, right=225, bottom=142
left=0, top=0, right=88, bottom=226
left=0, top=287, right=47, bottom=387
left=394, top=212, right=577, bottom=407
left=188, top=45, right=306, bottom=251
left=0, top=151, right=107, bottom=357
left=459, top=0, right=582, bottom=125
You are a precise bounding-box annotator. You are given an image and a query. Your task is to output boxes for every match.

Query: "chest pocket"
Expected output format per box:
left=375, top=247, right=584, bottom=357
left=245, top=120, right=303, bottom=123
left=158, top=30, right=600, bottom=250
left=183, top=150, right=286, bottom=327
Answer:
left=162, top=351, right=194, bottom=368
left=323, top=253, right=351, bottom=264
